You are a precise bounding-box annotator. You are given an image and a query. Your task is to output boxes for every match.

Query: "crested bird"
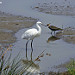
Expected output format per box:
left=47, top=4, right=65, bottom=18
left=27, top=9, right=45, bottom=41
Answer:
left=47, top=24, right=63, bottom=35
left=21, top=21, right=42, bottom=57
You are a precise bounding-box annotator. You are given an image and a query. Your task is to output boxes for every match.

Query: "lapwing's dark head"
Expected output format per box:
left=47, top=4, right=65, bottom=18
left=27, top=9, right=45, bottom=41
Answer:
left=47, top=24, right=50, bottom=27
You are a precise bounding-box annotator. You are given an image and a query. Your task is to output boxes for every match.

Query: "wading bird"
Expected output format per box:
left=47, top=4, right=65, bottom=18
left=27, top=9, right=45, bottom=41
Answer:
left=21, top=21, right=42, bottom=57
left=47, top=24, right=63, bottom=35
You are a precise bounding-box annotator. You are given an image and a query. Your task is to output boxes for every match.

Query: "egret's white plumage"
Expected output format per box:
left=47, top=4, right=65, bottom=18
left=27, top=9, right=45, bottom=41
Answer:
left=21, top=21, right=42, bottom=56
left=21, top=21, right=42, bottom=40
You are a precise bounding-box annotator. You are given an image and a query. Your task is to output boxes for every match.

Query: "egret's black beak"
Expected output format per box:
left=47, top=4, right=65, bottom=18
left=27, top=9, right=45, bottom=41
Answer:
left=41, top=24, right=47, bottom=27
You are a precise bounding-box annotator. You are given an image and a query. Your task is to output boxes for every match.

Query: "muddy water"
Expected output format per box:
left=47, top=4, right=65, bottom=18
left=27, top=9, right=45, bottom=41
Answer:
left=0, top=0, right=75, bottom=73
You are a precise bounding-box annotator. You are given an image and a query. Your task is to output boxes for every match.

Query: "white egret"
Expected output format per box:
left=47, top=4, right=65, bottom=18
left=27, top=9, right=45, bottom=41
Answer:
left=21, top=21, right=42, bottom=56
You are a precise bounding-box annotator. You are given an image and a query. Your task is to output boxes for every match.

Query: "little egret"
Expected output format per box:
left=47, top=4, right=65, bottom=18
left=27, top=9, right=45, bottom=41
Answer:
left=47, top=24, right=63, bottom=35
left=21, top=21, right=42, bottom=56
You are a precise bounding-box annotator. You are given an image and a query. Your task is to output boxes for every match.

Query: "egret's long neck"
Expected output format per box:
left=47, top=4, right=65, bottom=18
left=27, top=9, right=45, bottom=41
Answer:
left=36, top=23, right=41, bottom=34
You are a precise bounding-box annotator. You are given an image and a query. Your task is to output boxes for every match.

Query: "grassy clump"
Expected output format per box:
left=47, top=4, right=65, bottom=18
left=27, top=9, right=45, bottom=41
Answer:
left=0, top=45, right=22, bottom=75
left=0, top=45, right=75, bottom=75
left=67, top=59, right=75, bottom=75
left=0, top=45, right=33, bottom=75
left=47, top=59, right=75, bottom=75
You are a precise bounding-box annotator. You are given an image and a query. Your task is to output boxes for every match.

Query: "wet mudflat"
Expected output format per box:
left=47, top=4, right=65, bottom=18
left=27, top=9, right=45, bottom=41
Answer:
left=0, top=0, right=75, bottom=74
left=0, top=11, right=36, bottom=45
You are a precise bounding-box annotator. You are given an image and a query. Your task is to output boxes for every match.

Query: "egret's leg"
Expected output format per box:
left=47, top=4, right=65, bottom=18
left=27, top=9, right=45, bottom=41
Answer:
left=31, top=40, right=33, bottom=60
left=31, top=50, right=33, bottom=61
left=31, top=40, right=33, bottom=52
left=26, top=40, right=29, bottom=58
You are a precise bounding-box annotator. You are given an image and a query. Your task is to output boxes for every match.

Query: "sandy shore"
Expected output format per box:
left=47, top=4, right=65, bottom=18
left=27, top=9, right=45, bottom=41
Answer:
left=0, top=11, right=37, bottom=45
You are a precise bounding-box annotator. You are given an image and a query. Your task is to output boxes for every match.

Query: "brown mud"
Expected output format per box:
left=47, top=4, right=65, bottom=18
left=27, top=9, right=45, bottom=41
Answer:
left=0, top=11, right=37, bottom=46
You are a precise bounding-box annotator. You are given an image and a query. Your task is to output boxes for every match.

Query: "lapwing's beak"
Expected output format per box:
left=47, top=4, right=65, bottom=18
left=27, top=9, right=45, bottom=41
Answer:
left=47, top=24, right=49, bottom=26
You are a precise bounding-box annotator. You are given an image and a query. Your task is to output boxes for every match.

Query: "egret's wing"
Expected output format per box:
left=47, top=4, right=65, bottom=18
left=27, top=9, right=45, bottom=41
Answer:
left=21, top=28, right=38, bottom=39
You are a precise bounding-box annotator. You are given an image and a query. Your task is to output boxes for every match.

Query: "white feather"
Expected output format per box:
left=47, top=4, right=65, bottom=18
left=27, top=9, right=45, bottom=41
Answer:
left=21, top=28, right=39, bottom=40
left=21, top=21, right=42, bottom=40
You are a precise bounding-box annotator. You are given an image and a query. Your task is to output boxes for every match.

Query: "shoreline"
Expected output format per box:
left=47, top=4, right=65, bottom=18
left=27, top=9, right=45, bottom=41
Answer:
left=0, top=11, right=37, bottom=46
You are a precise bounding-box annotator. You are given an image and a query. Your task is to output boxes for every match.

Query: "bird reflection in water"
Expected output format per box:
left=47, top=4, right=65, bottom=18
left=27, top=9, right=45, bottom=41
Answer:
left=47, top=24, right=63, bottom=35
left=26, top=47, right=33, bottom=61
left=21, top=50, right=40, bottom=75
left=47, top=36, right=60, bottom=43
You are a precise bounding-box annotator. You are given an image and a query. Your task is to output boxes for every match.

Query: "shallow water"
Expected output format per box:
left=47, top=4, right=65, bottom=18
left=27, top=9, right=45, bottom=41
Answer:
left=0, top=0, right=75, bottom=73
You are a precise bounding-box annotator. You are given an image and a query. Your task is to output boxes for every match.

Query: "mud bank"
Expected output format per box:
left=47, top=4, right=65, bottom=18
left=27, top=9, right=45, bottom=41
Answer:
left=33, top=0, right=75, bottom=16
left=55, top=27, right=75, bottom=44
left=0, top=11, right=36, bottom=45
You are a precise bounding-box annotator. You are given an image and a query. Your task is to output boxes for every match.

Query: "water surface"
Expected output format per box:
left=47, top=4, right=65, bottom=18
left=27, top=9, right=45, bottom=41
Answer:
left=0, top=0, right=75, bottom=73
